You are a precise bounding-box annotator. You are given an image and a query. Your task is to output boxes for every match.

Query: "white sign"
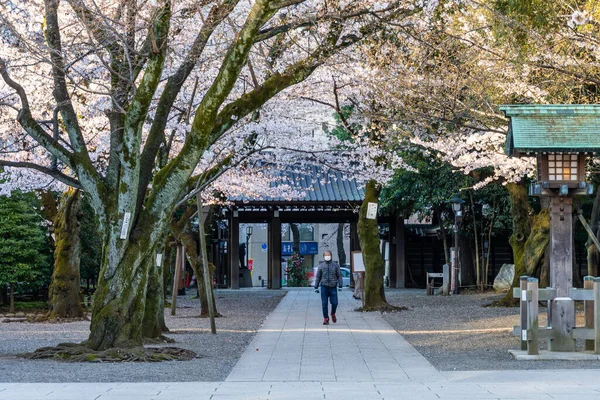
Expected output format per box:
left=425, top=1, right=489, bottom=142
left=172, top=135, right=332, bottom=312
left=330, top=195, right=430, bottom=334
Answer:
left=261, top=243, right=268, bottom=252
left=120, top=212, right=131, bottom=239
left=352, top=251, right=365, bottom=272
left=366, top=202, right=378, bottom=219
left=156, top=253, right=163, bottom=267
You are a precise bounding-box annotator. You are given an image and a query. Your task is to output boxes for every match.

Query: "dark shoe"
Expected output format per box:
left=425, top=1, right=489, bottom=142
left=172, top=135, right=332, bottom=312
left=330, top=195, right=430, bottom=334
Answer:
left=331, top=314, right=337, bottom=323
left=323, top=318, right=329, bottom=325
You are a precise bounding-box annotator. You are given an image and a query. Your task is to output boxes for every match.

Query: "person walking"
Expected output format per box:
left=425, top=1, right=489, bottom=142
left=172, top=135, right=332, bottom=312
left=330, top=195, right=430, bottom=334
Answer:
left=314, top=250, right=342, bottom=325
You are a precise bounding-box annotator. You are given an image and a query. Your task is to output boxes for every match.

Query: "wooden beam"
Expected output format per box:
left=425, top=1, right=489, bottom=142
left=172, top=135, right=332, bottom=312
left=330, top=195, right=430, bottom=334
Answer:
left=577, top=212, right=600, bottom=254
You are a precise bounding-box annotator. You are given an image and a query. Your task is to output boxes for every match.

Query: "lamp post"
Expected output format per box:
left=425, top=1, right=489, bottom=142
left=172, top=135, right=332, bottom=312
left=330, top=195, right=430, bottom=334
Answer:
left=245, top=226, right=253, bottom=270
left=450, top=195, right=465, bottom=295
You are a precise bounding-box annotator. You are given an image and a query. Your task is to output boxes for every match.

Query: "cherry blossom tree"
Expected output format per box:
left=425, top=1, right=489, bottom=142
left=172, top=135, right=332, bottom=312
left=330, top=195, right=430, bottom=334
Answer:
left=0, top=0, right=419, bottom=355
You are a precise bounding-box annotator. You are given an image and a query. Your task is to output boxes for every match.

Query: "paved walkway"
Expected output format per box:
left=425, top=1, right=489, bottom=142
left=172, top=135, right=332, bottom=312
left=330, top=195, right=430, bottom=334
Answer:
left=2, top=288, right=600, bottom=399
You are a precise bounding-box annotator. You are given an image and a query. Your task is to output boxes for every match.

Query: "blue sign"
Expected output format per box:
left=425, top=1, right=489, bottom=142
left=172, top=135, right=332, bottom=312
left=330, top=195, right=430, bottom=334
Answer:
left=282, top=242, right=318, bottom=255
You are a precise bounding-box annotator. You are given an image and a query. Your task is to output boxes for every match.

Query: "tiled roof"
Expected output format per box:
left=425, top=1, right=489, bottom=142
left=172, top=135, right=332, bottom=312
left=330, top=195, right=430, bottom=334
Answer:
left=229, top=165, right=364, bottom=204
left=501, top=105, right=600, bottom=155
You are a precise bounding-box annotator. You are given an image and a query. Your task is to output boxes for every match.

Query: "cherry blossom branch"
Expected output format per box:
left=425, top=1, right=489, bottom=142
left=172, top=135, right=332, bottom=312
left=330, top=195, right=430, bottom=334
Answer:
left=0, top=58, right=74, bottom=169
left=0, top=160, right=81, bottom=188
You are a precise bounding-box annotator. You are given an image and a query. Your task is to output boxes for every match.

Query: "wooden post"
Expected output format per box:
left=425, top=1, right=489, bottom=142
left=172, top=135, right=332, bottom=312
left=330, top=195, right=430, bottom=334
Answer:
left=526, top=278, right=539, bottom=356
left=549, top=196, right=575, bottom=351
left=519, top=276, right=529, bottom=351
left=584, top=276, right=594, bottom=351
left=229, top=211, right=240, bottom=289
left=594, top=278, right=600, bottom=354
left=171, top=246, right=182, bottom=316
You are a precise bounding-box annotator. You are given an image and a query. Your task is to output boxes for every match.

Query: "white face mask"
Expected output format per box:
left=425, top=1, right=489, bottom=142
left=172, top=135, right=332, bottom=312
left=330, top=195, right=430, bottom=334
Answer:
left=324, top=255, right=332, bottom=261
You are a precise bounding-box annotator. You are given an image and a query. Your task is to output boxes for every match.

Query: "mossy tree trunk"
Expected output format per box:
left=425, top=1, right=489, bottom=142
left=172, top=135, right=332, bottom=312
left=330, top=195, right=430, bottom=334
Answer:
left=357, top=180, right=388, bottom=309
left=48, top=188, right=85, bottom=319
left=497, top=183, right=550, bottom=306
left=142, top=241, right=168, bottom=339
left=86, top=237, right=152, bottom=350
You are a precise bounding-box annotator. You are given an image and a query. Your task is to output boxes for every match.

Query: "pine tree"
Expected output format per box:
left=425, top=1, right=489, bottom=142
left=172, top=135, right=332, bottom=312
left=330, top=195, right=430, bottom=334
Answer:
left=0, top=193, right=50, bottom=313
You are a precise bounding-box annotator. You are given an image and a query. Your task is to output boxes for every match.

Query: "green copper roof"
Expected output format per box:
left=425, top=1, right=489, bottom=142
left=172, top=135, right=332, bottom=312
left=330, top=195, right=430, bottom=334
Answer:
left=500, top=105, right=600, bottom=156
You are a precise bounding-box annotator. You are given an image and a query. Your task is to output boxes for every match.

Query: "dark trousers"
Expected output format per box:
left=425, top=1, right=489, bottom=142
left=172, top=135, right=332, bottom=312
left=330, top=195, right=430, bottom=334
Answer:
left=320, top=286, right=338, bottom=319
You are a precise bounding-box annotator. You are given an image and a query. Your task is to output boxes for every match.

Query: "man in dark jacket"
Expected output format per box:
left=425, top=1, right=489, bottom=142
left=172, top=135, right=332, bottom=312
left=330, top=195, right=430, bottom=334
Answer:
left=314, top=250, right=342, bottom=325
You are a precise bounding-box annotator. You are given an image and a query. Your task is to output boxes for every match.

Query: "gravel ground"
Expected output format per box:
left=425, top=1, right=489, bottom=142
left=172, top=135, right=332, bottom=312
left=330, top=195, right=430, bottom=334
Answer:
left=0, top=289, right=285, bottom=382
left=383, top=288, right=600, bottom=371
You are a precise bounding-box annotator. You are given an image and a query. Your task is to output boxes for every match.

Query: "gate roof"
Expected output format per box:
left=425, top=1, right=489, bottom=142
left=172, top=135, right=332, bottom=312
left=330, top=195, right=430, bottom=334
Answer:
left=228, top=165, right=364, bottom=206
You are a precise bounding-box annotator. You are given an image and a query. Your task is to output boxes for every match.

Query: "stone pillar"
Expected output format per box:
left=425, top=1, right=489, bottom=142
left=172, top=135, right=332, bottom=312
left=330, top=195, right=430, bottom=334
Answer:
left=229, top=211, right=240, bottom=290
left=549, top=196, right=575, bottom=351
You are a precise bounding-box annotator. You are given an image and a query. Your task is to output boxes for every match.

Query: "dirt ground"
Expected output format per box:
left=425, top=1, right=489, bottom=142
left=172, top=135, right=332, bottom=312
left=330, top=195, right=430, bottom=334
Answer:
left=382, top=288, right=600, bottom=371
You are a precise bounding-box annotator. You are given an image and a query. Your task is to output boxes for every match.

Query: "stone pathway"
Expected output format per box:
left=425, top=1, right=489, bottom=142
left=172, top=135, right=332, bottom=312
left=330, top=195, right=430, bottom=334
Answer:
left=2, top=288, right=600, bottom=399
left=226, top=289, right=442, bottom=383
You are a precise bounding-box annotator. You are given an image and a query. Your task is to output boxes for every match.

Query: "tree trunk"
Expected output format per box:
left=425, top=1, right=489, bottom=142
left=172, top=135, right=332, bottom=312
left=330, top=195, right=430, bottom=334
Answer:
left=357, top=180, right=388, bottom=309
left=290, top=223, right=300, bottom=254
left=48, top=188, right=85, bottom=319
left=337, top=223, right=346, bottom=266
left=497, top=183, right=533, bottom=305
left=519, top=209, right=550, bottom=288
left=496, top=183, right=551, bottom=306
left=9, top=283, right=14, bottom=314
left=86, top=239, right=152, bottom=350
left=142, top=244, right=168, bottom=339
left=469, top=191, right=481, bottom=291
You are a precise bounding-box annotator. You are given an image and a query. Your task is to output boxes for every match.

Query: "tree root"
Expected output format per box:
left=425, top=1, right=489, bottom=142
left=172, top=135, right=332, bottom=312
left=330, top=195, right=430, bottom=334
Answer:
left=356, top=304, right=409, bottom=313
left=143, top=335, right=176, bottom=345
left=20, top=343, right=196, bottom=362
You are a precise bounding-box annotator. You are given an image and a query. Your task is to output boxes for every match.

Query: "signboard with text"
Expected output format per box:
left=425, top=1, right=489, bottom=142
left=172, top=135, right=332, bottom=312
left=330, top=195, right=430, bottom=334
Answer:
left=281, top=242, right=318, bottom=255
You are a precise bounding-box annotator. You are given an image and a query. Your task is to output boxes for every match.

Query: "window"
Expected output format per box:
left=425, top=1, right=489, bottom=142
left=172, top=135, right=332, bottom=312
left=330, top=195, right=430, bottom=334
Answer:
left=548, top=153, right=578, bottom=181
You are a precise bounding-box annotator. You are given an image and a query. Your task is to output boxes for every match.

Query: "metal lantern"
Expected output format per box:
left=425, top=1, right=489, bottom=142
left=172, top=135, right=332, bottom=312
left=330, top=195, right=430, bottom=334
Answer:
left=450, top=195, right=465, bottom=216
